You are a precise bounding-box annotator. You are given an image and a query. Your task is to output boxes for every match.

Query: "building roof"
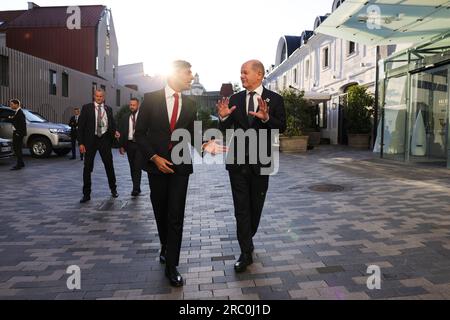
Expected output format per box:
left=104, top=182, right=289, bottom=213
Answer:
left=284, top=36, right=302, bottom=57
left=0, top=5, right=106, bottom=29
left=315, top=0, right=450, bottom=46
left=0, top=10, right=26, bottom=28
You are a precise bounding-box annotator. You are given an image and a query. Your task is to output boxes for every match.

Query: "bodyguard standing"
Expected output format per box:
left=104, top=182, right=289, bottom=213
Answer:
left=77, top=89, right=121, bottom=203
left=68, top=107, right=83, bottom=160
left=118, top=98, right=142, bottom=197
left=9, top=99, right=27, bottom=171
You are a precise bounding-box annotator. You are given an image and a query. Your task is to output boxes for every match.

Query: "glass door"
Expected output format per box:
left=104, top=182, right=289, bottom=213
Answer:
left=410, top=66, right=449, bottom=165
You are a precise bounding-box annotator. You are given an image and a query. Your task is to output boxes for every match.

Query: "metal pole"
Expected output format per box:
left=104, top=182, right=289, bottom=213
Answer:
left=373, top=46, right=380, bottom=148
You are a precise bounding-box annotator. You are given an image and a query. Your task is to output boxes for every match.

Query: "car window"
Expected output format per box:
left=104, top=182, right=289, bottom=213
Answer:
left=0, top=109, right=14, bottom=119
left=22, top=109, right=47, bottom=123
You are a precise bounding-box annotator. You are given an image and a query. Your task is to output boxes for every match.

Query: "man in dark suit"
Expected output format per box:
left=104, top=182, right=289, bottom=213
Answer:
left=118, top=98, right=142, bottom=197
left=135, top=60, right=225, bottom=287
left=217, top=59, right=286, bottom=272
left=9, top=99, right=27, bottom=171
left=77, top=89, right=121, bottom=203
left=68, top=107, right=83, bottom=160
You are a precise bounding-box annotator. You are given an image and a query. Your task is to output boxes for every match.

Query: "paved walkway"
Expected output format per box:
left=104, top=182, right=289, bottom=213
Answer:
left=1, top=146, right=450, bottom=300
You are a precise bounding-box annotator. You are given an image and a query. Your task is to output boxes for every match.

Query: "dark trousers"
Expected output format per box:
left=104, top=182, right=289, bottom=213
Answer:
left=126, top=142, right=142, bottom=192
left=82, top=135, right=117, bottom=196
left=229, top=165, right=269, bottom=254
left=71, top=137, right=83, bottom=159
left=148, top=173, right=190, bottom=267
left=12, top=133, right=24, bottom=167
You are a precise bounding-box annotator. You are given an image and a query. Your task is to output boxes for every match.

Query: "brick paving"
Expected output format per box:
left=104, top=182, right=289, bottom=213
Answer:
left=1, top=145, right=450, bottom=300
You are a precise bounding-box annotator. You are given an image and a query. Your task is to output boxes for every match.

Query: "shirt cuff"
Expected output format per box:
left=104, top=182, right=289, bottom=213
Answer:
left=219, top=115, right=229, bottom=122
left=262, top=116, right=270, bottom=123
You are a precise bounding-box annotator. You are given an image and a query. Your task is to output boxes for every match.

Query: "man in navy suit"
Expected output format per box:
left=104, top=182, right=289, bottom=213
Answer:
left=217, top=59, right=286, bottom=272
left=77, top=89, right=121, bottom=203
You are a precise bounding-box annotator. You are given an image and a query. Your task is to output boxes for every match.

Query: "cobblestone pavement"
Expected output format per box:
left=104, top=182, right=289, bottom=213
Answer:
left=1, top=145, right=450, bottom=300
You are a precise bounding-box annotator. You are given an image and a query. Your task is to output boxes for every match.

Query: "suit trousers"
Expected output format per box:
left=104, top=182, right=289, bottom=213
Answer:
left=82, top=135, right=117, bottom=196
left=12, top=133, right=24, bottom=167
left=229, top=165, right=269, bottom=254
left=126, top=141, right=142, bottom=192
left=148, top=173, right=189, bottom=267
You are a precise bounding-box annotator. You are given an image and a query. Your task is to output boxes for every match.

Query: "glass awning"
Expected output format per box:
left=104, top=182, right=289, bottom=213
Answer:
left=315, top=0, right=450, bottom=46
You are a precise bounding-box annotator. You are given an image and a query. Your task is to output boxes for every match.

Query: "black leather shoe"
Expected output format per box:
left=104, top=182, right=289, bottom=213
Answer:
left=131, top=190, right=140, bottom=197
left=159, top=245, right=167, bottom=264
left=234, top=253, right=253, bottom=273
left=10, top=166, right=22, bottom=171
left=165, top=266, right=183, bottom=287
left=111, top=190, right=119, bottom=198
left=80, top=195, right=91, bottom=203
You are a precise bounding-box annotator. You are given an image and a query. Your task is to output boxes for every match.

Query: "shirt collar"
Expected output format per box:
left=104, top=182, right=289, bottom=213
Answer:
left=15, top=107, right=21, bottom=113
left=94, top=102, right=104, bottom=108
left=165, top=84, right=181, bottom=99
left=247, top=84, right=263, bottom=96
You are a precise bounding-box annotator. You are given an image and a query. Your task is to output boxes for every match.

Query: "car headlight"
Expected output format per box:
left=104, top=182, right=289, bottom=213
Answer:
left=49, top=128, right=65, bottom=134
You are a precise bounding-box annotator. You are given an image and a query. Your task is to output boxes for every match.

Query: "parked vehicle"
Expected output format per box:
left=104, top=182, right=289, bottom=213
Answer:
left=0, top=105, right=72, bottom=158
left=0, top=137, right=13, bottom=159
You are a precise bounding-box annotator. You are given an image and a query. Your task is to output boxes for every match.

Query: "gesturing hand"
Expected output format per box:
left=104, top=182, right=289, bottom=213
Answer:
left=152, top=155, right=174, bottom=174
left=217, top=97, right=236, bottom=119
left=202, top=140, right=228, bottom=155
left=249, top=97, right=269, bottom=121
left=79, top=144, right=86, bottom=154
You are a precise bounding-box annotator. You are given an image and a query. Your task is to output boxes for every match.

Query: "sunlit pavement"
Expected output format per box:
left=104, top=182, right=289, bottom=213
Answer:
left=1, top=145, right=450, bottom=300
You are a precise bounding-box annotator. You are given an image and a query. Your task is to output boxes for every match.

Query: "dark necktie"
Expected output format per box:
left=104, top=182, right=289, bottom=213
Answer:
left=131, top=112, right=136, bottom=142
left=248, top=91, right=256, bottom=126
left=169, top=93, right=179, bottom=150
left=96, top=105, right=103, bottom=137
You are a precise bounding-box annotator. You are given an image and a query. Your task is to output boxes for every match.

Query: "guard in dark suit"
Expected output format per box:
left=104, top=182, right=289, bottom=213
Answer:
left=118, top=98, right=142, bottom=197
left=135, top=60, right=225, bottom=287
left=9, top=99, right=27, bottom=171
left=77, top=89, right=121, bottom=203
left=218, top=60, right=286, bottom=272
left=68, top=107, right=83, bottom=160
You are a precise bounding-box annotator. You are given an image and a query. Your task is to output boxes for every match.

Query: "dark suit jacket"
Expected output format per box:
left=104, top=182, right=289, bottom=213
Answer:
left=77, top=103, right=116, bottom=147
left=11, top=108, right=27, bottom=137
left=219, top=87, right=286, bottom=175
left=68, top=115, right=79, bottom=139
left=118, top=112, right=137, bottom=150
left=135, top=89, right=198, bottom=175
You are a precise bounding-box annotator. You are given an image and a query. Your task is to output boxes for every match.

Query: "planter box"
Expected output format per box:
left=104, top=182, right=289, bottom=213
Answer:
left=280, top=135, right=309, bottom=153
left=348, top=133, right=370, bottom=148
left=305, top=131, right=321, bottom=146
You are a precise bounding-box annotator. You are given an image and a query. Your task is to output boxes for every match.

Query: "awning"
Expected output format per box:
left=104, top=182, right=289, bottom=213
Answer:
left=303, top=91, right=331, bottom=103
left=315, top=0, right=450, bottom=46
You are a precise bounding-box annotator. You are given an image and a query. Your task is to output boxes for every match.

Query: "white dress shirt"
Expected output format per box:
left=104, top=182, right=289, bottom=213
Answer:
left=165, top=85, right=182, bottom=124
left=128, top=110, right=139, bottom=141
left=94, top=102, right=108, bottom=136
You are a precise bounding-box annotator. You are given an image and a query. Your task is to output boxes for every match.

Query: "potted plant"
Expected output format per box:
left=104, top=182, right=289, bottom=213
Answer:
left=345, top=85, right=374, bottom=148
left=279, top=89, right=309, bottom=152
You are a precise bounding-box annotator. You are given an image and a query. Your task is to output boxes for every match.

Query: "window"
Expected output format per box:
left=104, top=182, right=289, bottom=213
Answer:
left=293, top=68, right=298, bottom=84
left=305, top=60, right=310, bottom=78
left=92, top=82, right=97, bottom=96
left=101, top=84, right=106, bottom=93
left=348, top=41, right=356, bottom=56
left=0, top=55, right=8, bottom=87
left=49, top=70, right=57, bottom=95
left=322, top=47, right=330, bottom=69
left=387, top=44, right=397, bottom=56
left=319, top=102, right=328, bottom=129
left=116, top=89, right=121, bottom=106
left=62, top=72, right=69, bottom=97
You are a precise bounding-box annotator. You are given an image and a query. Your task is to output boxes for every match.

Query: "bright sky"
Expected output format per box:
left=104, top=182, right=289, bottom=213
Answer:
left=0, top=0, right=333, bottom=90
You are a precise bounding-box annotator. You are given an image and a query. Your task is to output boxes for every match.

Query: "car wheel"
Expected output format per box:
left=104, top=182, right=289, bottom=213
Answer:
left=29, top=137, right=52, bottom=158
left=54, top=148, right=71, bottom=156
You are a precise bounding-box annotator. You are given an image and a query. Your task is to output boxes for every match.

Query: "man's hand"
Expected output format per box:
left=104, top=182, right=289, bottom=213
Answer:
left=152, top=155, right=174, bottom=174
left=202, top=140, right=228, bottom=155
left=114, top=131, right=121, bottom=139
left=119, top=147, right=126, bottom=155
left=249, top=97, right=270, bottom=121
left=79, top=144, right=86, bottom=154
left=217, top=97, right=236, bottom=119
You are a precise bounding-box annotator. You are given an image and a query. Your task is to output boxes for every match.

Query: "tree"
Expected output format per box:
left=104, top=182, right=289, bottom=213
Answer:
left=345, top=85, right=374, bottom=134
left=280, top=89, right=309, bottom=137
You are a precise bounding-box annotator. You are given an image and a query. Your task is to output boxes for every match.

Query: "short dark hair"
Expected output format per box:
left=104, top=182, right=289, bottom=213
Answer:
left=130, top=98, right=140, bottom=104
left=74, top=107, right=80, bottom=111
left=10, top=99, right=21, bottom=106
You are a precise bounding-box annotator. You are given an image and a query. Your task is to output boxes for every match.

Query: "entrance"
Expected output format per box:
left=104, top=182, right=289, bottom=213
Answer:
left=410, top=66, right=449, bottom=166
